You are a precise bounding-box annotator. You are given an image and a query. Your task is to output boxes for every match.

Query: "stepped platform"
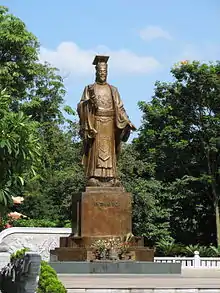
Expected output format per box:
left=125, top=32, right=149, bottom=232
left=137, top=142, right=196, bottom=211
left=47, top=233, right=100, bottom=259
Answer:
left=50, top=261, right=181, bottom=274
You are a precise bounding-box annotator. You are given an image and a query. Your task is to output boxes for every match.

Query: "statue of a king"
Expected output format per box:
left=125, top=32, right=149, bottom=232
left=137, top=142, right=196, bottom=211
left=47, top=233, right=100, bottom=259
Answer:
left=77, top=55, right=136, bottom=187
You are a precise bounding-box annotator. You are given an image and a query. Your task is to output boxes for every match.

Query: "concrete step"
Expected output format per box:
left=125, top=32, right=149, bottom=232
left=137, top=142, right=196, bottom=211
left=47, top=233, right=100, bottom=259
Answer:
left=67, top=289, right=220, bottom=293
left=58, top=270, right=220, bottom=291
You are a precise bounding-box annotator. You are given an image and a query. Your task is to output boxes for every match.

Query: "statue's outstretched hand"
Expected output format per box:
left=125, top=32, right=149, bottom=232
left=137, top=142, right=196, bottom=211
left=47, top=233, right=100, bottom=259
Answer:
left=129, top=123, right=137, bottom=131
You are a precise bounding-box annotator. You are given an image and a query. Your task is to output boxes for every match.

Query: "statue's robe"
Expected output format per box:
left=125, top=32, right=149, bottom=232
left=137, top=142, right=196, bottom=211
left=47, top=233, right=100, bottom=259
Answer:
left=77, top=82, right=131, bottom=179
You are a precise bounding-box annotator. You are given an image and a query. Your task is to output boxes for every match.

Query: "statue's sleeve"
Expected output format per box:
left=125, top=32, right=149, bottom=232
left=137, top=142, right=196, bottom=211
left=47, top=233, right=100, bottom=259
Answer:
left=114, top=87, right=131, bottom=129
left=77, top=86, right=97, bottom=139
left=77, top=87, right=87, bottom=138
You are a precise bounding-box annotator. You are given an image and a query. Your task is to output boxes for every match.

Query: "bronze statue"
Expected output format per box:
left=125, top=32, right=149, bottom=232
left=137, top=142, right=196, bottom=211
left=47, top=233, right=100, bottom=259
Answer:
left=77, top=55, right=136, bottom=187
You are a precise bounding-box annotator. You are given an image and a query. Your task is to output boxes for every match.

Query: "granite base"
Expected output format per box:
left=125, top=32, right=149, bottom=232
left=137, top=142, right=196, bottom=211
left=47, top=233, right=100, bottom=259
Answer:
left=49, top=261, right=181, bottom=274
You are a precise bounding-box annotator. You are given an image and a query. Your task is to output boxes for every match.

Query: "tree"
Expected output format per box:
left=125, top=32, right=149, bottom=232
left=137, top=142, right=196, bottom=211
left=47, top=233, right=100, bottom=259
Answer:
left=0, top=89, right=41, bottom=209
left=0, top=5, right=75, bottom=224
left=16, top=114, right=85, bottom=224
left=0, top=5, right=65, bottom=122
left=135, top=61, right=220, bottom=245
left=0, top=6, right=38, bottom=101
left=118, top=144, right=172, bottom=245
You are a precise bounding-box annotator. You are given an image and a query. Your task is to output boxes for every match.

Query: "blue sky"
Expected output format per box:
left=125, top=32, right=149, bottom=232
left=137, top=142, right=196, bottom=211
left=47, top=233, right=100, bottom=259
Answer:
left=2, top=0, right=220, bottom=130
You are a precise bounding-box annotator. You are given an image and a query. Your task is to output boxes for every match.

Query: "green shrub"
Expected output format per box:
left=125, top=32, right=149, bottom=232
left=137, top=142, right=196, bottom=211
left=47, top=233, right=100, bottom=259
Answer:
left=208, top=245, right=220, bottom=257
left=155, top=241, right=220, bottom=257
left=63, top=220, right=71, bottom=228
left=37, top=261, right=66, bottom=293
left=184, top=244, right=211, bottom=256
left=12, top=218, right=71, bottom=228
left=12, top=218, right=58, bottom=227
left=155, top=239, right=185, bottom=256
left=10, top=247, right=30, bottom=261
left=184, top=245, right=220, bottom=257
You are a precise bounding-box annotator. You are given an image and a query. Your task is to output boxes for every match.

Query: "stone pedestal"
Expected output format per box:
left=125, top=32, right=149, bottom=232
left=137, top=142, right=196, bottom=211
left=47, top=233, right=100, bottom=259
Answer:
left=50, top=187, right=154, bottom=262
left=81, top=188, right=132, bottom=237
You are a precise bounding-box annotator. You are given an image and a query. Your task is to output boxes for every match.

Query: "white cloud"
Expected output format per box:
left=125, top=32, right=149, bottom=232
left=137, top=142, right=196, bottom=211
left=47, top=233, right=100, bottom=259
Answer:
left=139, top=25, right=172, bottom=41
left=39, top=42, right=160, bottom=77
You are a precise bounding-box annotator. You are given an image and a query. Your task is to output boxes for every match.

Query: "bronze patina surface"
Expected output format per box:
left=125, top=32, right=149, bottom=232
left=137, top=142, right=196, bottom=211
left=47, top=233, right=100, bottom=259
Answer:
left=77, top=55, right=136, bottom=187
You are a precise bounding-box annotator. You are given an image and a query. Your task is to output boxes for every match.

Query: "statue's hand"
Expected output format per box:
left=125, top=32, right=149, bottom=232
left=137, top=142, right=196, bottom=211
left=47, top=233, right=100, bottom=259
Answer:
left=129, top=123, right=137, bottom=131
left=89, top=98, right=98, bottom=110
left=88, top=129, right=97, bottom=138
left=83, top=97, right=97, bottom=110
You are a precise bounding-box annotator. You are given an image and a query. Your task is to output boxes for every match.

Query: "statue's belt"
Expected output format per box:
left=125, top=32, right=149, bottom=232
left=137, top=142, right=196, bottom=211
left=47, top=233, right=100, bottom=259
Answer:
left=95, top=109, right=115, bottom=117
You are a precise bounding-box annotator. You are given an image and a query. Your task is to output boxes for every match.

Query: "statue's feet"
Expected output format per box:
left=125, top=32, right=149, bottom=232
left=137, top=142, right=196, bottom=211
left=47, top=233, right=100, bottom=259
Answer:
left=114, top=179, right=122, bottom=187
left=87, top=178, right=100, bottom=186
left=87, top=177, right=122, bottom=187
left=108, top=178, right=122, bottom=187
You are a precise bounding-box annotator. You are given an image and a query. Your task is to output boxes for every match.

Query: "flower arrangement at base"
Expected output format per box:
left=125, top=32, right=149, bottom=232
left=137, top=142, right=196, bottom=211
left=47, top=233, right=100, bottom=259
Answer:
left=118, top=242, right=132, bottom=259
left=118, top=233, right=134, bottom=259
left=91, top=233, right=134, bottom=260
left=91, top=239, right=107, bottom=259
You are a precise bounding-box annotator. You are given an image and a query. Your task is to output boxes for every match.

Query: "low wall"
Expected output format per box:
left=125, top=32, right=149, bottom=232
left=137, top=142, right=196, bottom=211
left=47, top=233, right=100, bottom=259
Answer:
left=0, top=251, right=10, bottom=270
left=67, top=288, right=220, bottom=293
left=0, top=227, right=71, bottom=261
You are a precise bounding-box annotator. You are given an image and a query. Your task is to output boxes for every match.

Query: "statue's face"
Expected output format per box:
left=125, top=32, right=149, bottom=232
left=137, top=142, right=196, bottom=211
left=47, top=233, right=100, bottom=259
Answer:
left=96, top=64, right=107, bottom=83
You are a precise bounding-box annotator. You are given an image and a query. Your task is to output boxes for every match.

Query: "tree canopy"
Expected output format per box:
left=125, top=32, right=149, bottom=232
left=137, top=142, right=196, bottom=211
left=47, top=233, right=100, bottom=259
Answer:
left=135, top=60, right=220, bottom=245
left=0, top=89, right=41, bottom=209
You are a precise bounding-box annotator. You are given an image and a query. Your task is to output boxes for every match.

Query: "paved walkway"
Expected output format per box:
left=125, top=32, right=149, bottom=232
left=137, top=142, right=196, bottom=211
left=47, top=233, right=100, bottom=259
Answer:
left=58, top=269, right=220, bottom=289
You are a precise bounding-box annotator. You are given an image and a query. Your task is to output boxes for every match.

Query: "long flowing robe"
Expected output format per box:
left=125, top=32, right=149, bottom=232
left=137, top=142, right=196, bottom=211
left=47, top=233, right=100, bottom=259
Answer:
left=77, top=82, right=132, bottom=179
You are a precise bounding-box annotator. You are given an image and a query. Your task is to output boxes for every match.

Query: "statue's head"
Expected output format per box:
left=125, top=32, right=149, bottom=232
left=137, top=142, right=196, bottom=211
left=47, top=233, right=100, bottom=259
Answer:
left=93, top=55, right=109, bottom=84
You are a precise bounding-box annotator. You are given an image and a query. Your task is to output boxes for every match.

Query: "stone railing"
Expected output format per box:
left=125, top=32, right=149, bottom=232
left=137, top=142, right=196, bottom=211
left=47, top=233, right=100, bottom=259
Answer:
left=0, top=227, right=71, bottom=261
left=154, top=250, right=220, bottom=268
left=0, top=252, right=41, bottom=293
